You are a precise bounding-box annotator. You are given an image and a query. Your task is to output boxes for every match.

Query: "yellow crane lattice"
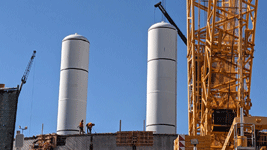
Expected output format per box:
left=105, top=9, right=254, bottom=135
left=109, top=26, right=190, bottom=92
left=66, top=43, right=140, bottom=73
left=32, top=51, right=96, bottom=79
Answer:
left=187, top=0, right=258, bottom=148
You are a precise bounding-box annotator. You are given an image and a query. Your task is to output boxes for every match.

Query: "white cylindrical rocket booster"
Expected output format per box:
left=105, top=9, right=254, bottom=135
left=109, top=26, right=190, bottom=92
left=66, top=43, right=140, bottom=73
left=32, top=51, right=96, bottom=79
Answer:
left=57, top=33, right=90, bottom=135
left=146, top=22, right=177, bottom=134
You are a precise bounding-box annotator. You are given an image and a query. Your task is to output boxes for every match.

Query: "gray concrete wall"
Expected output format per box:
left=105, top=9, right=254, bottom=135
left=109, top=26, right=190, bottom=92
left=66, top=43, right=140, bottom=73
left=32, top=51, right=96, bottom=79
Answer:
left=1, top=88, right=19, bottom=150
left=14, top=133, right=178, bottom=150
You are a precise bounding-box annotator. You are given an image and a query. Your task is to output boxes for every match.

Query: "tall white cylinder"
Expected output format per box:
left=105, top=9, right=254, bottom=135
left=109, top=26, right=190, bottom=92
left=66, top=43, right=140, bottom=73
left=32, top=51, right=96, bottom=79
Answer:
left=57, top=33, right=90, bottom=135
left=146, top=22, right=177, bottom=134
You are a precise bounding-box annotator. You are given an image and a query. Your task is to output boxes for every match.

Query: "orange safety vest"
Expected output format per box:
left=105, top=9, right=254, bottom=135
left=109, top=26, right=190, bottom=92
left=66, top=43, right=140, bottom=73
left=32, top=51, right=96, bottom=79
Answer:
left=79, top=122, right=83, bottom=127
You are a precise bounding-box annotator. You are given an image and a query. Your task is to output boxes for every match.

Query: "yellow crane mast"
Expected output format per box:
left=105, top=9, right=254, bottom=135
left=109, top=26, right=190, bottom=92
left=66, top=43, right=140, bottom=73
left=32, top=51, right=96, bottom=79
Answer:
left=187, top=0, right=258, bottom=149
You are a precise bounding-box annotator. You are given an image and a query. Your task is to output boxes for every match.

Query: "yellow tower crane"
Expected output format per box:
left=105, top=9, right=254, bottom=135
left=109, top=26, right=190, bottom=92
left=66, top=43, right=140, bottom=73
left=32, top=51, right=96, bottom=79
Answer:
left=186, top=0, right=261, bottom=149
left=155, top=1, right=267, bottom=149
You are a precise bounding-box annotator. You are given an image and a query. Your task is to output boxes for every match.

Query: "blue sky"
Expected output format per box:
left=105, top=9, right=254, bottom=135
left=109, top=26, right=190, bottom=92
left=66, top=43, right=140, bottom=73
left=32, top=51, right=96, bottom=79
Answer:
left=0, top=0, right=266, bottom=137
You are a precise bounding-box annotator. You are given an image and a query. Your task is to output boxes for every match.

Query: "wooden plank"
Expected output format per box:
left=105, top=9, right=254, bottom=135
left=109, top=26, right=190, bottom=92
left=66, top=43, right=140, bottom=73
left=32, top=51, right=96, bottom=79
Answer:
left=116, top=131, right=153, bottom=146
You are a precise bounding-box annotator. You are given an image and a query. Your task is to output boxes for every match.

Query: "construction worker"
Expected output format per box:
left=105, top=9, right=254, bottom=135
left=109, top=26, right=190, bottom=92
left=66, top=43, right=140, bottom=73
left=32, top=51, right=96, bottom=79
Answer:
left=79, top=120, right=84, bottom=134
left=86, top=122, right=95, bottom=134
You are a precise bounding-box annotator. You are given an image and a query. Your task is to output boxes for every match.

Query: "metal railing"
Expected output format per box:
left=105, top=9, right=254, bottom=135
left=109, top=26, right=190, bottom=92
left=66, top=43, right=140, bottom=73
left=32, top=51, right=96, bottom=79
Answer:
left=234, top=123, right=256, bottom=150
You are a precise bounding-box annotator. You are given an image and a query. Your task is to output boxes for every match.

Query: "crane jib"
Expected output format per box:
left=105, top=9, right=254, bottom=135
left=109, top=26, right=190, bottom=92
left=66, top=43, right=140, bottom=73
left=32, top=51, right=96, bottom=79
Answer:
left=19, top=50, right=36, bottom=94
left=154, top=1, right=187, bottom=46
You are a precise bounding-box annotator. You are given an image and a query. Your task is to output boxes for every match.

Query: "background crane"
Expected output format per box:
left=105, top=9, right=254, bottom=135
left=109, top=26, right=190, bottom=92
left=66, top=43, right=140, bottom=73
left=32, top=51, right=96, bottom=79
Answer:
left=18, top=50, right=36, bottom=95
